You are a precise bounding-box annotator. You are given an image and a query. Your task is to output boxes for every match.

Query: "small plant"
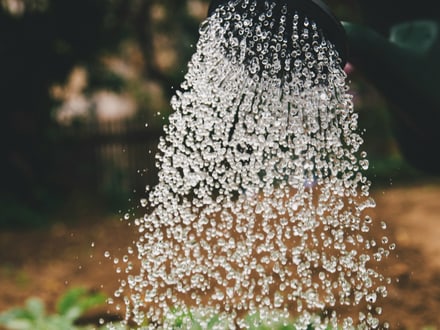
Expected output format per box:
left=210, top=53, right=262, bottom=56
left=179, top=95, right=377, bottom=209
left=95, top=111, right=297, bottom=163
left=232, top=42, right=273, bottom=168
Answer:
left=166, top=308, right=223, bottom=330
left=0, top=287, right=107, bottom=330
left=167, top=309, right=330, bottom=330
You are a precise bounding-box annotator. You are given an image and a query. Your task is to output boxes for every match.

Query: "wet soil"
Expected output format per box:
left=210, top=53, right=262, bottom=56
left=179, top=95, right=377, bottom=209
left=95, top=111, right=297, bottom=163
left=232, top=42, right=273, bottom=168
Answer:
left=0, top=182, right=439, bottom=329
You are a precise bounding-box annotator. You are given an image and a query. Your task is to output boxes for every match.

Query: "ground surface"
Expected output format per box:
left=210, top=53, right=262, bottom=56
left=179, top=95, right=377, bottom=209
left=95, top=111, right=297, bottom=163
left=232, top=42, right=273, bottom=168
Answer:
left=0, top=181, right=439, bottom=329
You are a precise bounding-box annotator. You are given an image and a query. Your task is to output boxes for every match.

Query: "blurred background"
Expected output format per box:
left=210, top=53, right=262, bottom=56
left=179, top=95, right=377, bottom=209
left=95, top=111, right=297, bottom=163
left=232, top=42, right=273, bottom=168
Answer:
left=0, top=0, right=428, bottom=229
left=0, top=0, right=439, bottom=328
left=1, top=0, right=210, bottom=227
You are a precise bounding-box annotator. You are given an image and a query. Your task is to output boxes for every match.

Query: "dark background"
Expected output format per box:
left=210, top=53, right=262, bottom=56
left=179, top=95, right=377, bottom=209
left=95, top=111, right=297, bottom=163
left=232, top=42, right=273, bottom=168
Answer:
left=0, top=0, right=436, bottom=228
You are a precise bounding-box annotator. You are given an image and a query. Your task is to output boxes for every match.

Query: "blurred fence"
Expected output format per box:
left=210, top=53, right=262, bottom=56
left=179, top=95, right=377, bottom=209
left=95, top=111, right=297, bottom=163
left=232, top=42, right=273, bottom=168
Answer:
left=54, top=112, right=402, bottom=212
left=57, top=120, right=163, bottom=205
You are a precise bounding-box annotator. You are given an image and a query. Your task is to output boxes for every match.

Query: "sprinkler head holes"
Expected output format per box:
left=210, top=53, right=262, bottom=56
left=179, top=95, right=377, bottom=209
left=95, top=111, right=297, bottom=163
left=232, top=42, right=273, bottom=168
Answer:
left=208, top=0, right=347, bottom=67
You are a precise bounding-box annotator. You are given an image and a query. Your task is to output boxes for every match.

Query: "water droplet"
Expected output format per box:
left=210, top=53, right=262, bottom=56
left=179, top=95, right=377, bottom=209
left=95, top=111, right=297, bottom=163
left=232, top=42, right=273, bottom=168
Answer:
left=111, top=2, right=391, bottom=328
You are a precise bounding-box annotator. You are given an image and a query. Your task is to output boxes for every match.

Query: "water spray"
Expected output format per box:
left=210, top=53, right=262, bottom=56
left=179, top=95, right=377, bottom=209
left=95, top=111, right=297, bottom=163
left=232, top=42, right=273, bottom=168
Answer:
left=111, top=1, right=392, bottom=329
left=208, top=0, right=348, bottom=67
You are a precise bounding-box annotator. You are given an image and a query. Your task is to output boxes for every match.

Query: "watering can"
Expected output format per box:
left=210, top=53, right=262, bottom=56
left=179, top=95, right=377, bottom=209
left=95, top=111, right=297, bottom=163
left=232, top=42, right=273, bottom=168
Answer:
left=341, top=0, right=440, bottom=174
left=207, top=0, right=440, bottom=174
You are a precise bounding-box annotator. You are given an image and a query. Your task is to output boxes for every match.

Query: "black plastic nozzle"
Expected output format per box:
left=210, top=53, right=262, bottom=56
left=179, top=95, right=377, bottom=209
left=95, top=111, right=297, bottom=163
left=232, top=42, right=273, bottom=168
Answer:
left=208, top=0, right=347, bottom=67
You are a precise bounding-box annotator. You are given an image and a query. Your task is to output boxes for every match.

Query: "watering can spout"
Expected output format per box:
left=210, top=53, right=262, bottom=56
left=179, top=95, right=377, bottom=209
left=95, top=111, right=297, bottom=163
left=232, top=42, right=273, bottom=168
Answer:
left=343, top=21, right=440, bottom=174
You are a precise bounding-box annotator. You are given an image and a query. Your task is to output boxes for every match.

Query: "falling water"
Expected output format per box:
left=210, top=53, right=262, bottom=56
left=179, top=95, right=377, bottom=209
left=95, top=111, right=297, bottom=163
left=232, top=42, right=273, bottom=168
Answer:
left=110, top=1, right=392, bottom=329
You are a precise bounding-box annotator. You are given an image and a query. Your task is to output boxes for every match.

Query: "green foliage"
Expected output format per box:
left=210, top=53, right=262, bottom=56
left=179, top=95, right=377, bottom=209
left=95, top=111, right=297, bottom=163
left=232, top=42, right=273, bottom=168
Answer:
left=167, top=309, right=333, bottom=330
left=56, top=287, right=106, bottom=321
left=0, top=287, right=106, bottom=330
left=0, top=295, right=350, bottom=330
left=244, top=312, right=299, bottom=330
left=166, top=308, right=224, bottom=330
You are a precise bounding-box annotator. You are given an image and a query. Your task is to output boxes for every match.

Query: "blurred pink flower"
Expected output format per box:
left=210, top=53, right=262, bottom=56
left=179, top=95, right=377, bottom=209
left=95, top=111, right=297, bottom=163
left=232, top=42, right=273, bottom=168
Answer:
left=344, top=62, right=355, bottom=75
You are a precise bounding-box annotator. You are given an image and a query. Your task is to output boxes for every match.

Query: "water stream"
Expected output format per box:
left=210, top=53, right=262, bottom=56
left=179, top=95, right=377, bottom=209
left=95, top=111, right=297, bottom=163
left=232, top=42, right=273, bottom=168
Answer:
left=109, top=1, right=392, bottom=328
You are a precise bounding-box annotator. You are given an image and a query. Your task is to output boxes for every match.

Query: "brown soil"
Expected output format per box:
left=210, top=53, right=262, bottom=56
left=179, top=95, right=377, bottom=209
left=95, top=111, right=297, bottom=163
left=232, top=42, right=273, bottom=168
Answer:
left=0, top=182, right=439, bottom=329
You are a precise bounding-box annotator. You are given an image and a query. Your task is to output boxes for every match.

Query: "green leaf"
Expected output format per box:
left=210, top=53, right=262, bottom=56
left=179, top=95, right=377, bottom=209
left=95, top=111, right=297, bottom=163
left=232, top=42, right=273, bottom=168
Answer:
left=63, top=306, right=82, bottom=322
left=207, top=315, right=220, bottom=329
left=0, top=288, right=108, bottom=330
left=56, top=287, right=106, bottom=318
left=1, top=318, right=34, bottom=330
left=278, top=325, right=296, bottom=330
left=57, top=287, right=88, bottom=316
left=25, top=298, right=45, bottom=320
left=0, top=308, right=29, bottom=324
